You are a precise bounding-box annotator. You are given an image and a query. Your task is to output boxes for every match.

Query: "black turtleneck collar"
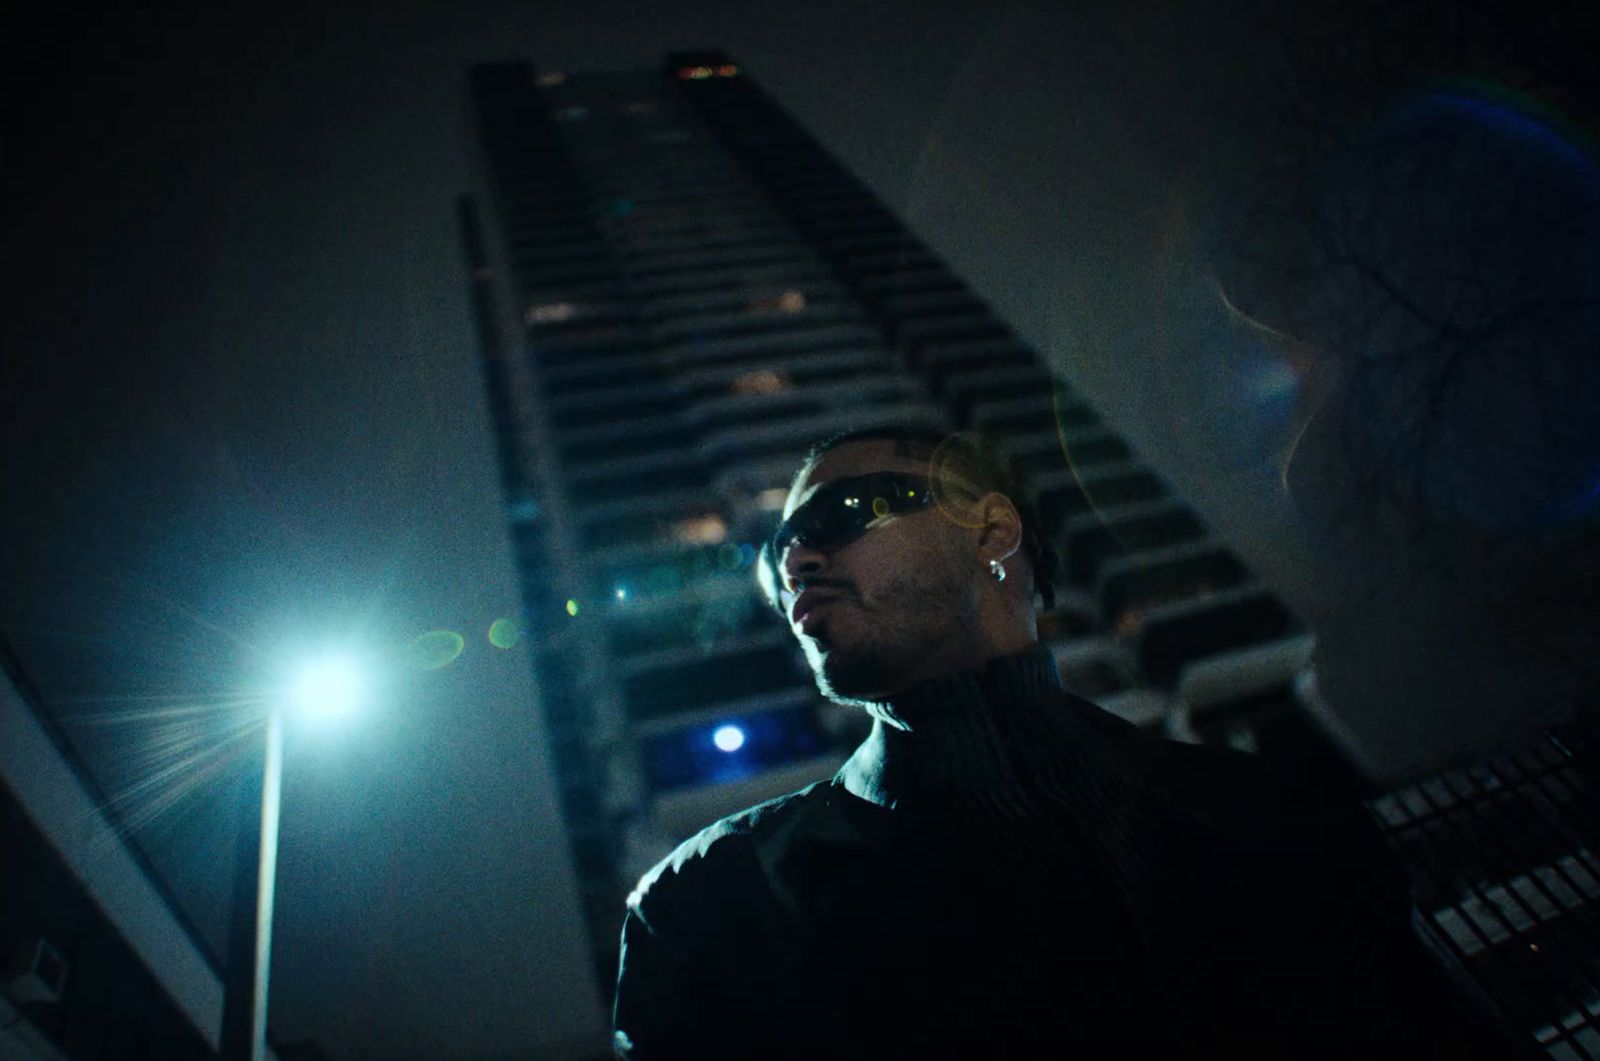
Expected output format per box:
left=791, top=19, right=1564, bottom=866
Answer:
left=834, top=643, right=1091, bottom=809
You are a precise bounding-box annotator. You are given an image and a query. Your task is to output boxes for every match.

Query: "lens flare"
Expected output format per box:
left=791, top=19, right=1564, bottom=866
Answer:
left=488, top=618, right=521, bottom=649
left=405, top=630, right=466, bottom=671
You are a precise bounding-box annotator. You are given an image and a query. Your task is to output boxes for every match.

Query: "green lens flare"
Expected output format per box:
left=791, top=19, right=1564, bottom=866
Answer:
left=405, top=630, right=465, bottom=671
left=488, top=617, right=522, bottom=649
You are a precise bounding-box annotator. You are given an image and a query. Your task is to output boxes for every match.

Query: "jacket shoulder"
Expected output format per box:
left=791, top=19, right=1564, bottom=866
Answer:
left=625, top=781, right=827, bottom=927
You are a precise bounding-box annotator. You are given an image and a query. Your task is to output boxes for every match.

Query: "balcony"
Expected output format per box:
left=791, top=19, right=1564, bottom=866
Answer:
left=645, top=281, right=846, bottom=321
left=1096, top=540, right=1248, bottom=628
left=1095, top=688, right=1172, bottom=730
left=564, top=450, right=711, bottom=506
left=899, top=315, right=1012, bottom=365
left=638, top=693, right=832, bottom=793
left=920, top=347, right=1042, bottom=402
left=550, top=391, right=686, bottom=430
left=1061, top=502, right=1207, bottom=588
left=586, top=546, right=754, bottom=608
left=972, top=393, right=1098, bottom=438
left=634, top=261, right=835, bottom=298
left=1173, top=634, right=1315, bottom=729
left=622, top=629, right=809, bottom=721
left=1047, top=637, right=1138, bottom=701
left=604, top=583, right=775, bottom=659
left=1004, top=428, right=1133, bottom=481
left=648, top=302, right=864, bottom=346
left=692, top=376, right=924, bottom=434
left=558, top=413, right=696, bottom=463
left=675, top=349, right=895, bottom=398
left=695, top=401, right=951, bottom=469
left=1033, top=463, right=1168, bottom=529
left=578, top=498, right=731, bottom=552
left=623, top=238, right=810, bottom=277
left=539, top=351, right=659, bottom=392
left=627, top=246, right=816, bottom=280
left=660, top=322, right=884, bottom=369
left=1132, top=585, right=1297, bottom=688
left=939, top=364, right=1059, bottom=424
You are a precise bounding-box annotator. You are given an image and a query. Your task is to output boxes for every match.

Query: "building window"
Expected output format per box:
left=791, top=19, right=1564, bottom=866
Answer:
left=747, top=289, right=807, bottom=314
left=730, top=370, right=791, bottom=396
left=673, top=514, right=729, bottom=545
left=527, top=302, right=578, bottom=324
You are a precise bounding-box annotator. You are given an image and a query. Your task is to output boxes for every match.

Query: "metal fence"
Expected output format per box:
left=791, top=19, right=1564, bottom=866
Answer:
left=1368, top=719, right=1600, bottom=1058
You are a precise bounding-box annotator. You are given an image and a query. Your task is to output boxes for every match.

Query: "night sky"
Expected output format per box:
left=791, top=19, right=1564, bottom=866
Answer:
left=4, top=3, right=1596, bottom=1058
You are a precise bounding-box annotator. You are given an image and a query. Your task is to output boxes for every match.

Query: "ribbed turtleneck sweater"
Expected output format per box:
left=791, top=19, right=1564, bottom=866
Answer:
left=614, top=645, right=1517, bottom=1060
left=831, top=645, right=1156, bottom=927
left=839, top=641, right=1087, bottom=807
left=760, top=645, right=1159, bottom=1055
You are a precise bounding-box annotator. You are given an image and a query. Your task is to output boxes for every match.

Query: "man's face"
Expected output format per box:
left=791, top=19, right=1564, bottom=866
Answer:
left=773, top=440, right=981, bottom=702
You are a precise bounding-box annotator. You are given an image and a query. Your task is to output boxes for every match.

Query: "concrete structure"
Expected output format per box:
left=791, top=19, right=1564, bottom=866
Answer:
left=0, top=647, right=280, bottom=1060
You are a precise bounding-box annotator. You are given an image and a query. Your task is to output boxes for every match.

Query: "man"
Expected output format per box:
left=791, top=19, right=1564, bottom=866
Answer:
left=612, top=426, right=1521, bottom=1059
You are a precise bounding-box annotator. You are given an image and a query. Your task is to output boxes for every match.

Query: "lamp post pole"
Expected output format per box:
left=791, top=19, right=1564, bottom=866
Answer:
left=221, top=707, right=284, bottom=1061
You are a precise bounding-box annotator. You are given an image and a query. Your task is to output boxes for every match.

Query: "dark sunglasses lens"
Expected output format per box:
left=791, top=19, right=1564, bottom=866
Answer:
left=770, top=475, right=925, bottom=563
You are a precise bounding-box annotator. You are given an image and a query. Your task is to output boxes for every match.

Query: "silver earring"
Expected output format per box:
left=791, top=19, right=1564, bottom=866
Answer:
left=989, top=559, right=1006, bottom=583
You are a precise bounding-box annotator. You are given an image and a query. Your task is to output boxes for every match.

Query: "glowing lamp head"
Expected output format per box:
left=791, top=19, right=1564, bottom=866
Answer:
left=712, top=725, right=746, bottom=753
left=288, top=654, right=365, bottom=725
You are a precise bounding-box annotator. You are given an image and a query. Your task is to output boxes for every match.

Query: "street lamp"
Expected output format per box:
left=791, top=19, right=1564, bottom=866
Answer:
left=221, top=652, right=365, bottom=1061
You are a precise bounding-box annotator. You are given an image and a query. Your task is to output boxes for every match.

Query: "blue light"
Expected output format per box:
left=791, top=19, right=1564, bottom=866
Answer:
left=712, top=725, right=746, bottom=753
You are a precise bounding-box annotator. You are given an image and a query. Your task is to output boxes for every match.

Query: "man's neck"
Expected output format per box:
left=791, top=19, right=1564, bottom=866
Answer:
left=837, top=644, right=1067, bottom=808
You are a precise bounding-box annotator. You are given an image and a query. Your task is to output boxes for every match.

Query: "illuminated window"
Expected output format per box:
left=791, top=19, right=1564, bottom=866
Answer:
left=748, top=289, right=807, bottom=314
left=527, top=302, right=577, bottom=324
left=755, top=487, right=789, bottom=512
left=536, top=71, right=567, bottom=87
left=1114, top=609, right=1143, bottom=639
left=673, top=514, right=729, bottom=545
left=730, top=370, right=791, bottom=396
left=717, top=64, right=739, bottom=77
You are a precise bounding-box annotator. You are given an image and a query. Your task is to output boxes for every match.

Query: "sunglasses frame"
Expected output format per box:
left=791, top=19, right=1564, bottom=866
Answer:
left=759, top=471, right=935, bottom=609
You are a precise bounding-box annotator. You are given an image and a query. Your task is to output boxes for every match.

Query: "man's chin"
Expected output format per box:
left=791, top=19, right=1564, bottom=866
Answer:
left=811, top=644, right=897, bottom=704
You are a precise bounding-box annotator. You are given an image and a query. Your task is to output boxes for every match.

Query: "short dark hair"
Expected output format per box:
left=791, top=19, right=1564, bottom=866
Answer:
left=758, top=425, right=1059, bottom=611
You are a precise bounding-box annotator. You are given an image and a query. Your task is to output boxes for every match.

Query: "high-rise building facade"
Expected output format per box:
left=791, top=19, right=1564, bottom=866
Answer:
left=463, top=55, right=1600, bottom=1055
left=461, top=51, right=1349, bottom=1000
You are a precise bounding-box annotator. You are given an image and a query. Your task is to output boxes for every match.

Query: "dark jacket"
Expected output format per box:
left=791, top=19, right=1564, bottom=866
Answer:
left=613, top=647, right=1520, bottom=1058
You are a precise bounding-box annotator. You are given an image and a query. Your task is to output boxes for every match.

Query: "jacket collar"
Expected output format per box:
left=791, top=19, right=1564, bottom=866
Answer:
left=834, top=644, right=1077, bottom=808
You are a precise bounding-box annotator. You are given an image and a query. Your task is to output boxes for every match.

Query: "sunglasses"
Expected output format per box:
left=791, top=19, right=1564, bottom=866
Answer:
left=759, top=472, right=934, bottom=599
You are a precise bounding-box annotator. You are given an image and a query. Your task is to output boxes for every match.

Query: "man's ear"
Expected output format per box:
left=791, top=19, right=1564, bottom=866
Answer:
left=975, top=492, right=1024, bottom=564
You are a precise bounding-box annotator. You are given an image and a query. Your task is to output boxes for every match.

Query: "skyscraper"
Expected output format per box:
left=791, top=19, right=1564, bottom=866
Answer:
left=461, top=51, right=1350, bottom=999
